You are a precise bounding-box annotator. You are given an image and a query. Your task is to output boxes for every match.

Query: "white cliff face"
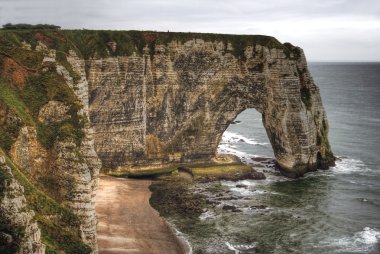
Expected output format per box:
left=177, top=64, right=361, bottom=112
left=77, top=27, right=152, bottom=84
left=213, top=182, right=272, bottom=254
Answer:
left=0, top=156, right=45, bottom=254
left=8, top=43, right=101, bottom=253
left=65, top=51, right=102, bottom=252
left=86, top=39, right=333, bottom=177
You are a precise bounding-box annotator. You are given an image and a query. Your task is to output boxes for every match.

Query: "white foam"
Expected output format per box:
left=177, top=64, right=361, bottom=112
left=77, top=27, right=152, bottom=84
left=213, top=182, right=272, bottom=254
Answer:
left=217, top=131, right=272, bottom=165
left=239, top=180, right=257, bottom=186
left=218, top=144, right=256, bottom=164
left=357, top=227, right=380, bottom=244
left=226, top=242, right=257, bottom=254
left=230, top=187, right=256, bottom=196
left=220, top=181, right=236, bottom=188
left=220, top=131, right=269, bottom=146
left=199, top=210, right=217, bottom=220
left=333, top=157, right=373, bottom=175
left=318, top=227, right=380, bottom=253
left=167, top=222, right=193, bottom=254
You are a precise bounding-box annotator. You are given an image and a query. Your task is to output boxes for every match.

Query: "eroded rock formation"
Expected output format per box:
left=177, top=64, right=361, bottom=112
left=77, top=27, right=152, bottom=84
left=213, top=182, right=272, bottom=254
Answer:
left=8, top=50, right=101, bottom=251
left=86, top=37, right=334, bottom=176
left=0, top=34, right=101, bottom=253
left=0, top=156, right=45, bottom=254
left=0, top=30, right=334, bottom=253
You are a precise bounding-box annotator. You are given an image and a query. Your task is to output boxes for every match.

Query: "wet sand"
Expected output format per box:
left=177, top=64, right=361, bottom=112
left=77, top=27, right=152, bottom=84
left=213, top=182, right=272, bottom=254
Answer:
left=96, top=176, right=187, bottom=254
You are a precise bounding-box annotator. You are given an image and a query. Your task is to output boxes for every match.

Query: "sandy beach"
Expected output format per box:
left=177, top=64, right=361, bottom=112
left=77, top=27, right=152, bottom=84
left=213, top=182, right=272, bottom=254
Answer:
left=96, top=176, right=187, bottom=254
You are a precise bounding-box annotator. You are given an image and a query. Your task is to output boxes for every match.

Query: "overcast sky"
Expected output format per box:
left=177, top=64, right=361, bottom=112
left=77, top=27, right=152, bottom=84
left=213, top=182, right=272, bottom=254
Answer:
left=1, top=0, right=379, bottom=61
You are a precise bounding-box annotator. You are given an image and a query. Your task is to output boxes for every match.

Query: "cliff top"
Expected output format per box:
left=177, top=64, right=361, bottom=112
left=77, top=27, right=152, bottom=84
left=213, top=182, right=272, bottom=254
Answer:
left=0, top=29, right=301, bottom=60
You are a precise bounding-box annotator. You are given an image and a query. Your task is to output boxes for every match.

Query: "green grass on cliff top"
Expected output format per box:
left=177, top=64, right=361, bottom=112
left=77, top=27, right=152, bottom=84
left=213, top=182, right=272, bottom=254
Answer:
left=0, top=29, right=300, bottom=60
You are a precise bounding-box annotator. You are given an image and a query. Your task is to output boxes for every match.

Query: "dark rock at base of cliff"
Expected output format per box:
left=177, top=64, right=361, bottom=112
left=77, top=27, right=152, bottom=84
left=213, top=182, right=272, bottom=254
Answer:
left=222, top=205, right=242, bottom=212
left=276, top=157, right=336, bottom=178
left=250, top=205, right=267, bottom=210
left=149, top=180, right=206, bottom=218
left=0, top=232, right=13, bottom=245
left=197, top=169, right=266, bottom=183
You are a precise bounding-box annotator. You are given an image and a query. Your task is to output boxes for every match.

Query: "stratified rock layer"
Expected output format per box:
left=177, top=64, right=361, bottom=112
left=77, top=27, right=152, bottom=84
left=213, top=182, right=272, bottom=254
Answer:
left=0, top=156, right=45, bottom=254
left=0, top=30, right=334, bottom=253
left=5, top=42, right=101, bottom=253
left=87, top=39, right=334, bottom=176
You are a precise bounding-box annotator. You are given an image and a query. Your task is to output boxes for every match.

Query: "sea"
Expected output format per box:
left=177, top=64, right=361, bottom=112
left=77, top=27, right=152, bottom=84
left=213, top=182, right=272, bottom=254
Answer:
left=171, top=63, right=380, bottom=254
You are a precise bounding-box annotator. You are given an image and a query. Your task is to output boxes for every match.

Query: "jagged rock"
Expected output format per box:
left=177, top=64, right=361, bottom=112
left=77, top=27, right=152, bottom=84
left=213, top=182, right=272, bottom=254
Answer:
left=0, top=156, right=45, bottom=254
left=222, top=204, right=241, bottom=212
left=243, top=171, right=266, bottom=180
left=9, top=52, right=101, bottom=253
left=250, top=205, right=268, bottom=210
left=66, top=53, right=102, bottom=252
left=38, top=100, right=70, bottom=124
left=35, top=41, right=56, bottom=62
left=10, top=126, right=47, bottom=175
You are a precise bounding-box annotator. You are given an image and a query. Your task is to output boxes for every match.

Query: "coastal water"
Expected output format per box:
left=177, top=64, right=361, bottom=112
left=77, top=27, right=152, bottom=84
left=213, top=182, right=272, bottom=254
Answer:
left=168, top=63, right=380, bottom=253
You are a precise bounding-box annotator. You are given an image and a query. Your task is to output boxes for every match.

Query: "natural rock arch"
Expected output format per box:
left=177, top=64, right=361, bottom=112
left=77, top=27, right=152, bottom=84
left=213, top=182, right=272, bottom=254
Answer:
left=86, top=37, right=334, bottom=176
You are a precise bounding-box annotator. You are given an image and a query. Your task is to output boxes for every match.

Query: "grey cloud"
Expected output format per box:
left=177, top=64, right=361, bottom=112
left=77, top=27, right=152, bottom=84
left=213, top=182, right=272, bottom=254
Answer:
left=0, top=0, right=379, bottom=61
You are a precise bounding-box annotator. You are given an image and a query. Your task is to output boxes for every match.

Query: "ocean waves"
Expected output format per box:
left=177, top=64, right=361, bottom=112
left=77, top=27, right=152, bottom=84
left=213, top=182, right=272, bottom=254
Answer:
left=333, top=157, right=375, bottom=175
left=217, top=131, right=270, bottom=164
left=220, top=131, right=269, bottom=146
left=317, top=227, right=380, bottom=253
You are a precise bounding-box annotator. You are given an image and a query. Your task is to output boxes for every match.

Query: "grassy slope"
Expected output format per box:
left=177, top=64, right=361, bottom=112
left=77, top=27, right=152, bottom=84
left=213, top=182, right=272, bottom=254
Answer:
left=0, top=150, right=91, bottom=254
left=0, top=30, right=91, bottom=253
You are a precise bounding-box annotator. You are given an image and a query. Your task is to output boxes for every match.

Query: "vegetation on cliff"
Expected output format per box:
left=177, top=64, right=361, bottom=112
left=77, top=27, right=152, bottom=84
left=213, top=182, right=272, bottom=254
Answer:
left=0, top=26, right=334, bottom=252
left=0, top=151, right=91, bottom=253
left=2, top=23, right=61, bottom=30
left=0, top=29, right=91, bottom=253
left=0, top=27, right=301, bottom=61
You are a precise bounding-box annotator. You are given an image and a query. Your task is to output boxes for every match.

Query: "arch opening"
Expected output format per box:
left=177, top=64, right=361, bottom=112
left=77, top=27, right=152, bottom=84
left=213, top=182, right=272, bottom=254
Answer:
left=217, top=108, right=274, bottom=165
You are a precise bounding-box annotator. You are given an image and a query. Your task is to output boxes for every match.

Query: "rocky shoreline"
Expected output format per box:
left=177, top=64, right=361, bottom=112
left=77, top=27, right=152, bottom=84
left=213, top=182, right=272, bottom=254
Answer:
left=148, top=163, right=272, bottom=253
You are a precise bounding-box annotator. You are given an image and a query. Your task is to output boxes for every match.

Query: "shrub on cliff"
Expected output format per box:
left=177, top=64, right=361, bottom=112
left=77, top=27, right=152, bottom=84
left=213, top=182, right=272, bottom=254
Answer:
left=2, top=23, right=61, bottom=30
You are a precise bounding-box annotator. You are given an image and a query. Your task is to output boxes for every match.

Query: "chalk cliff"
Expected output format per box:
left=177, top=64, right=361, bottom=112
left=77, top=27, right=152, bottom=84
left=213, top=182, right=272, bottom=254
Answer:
left=0, top=156, right=45, bottom=254
left=0, top=29, right=334, bottom=253
left=0, top=32, right=101, bottom=253
left=84, top=33, right=334, bottom=176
